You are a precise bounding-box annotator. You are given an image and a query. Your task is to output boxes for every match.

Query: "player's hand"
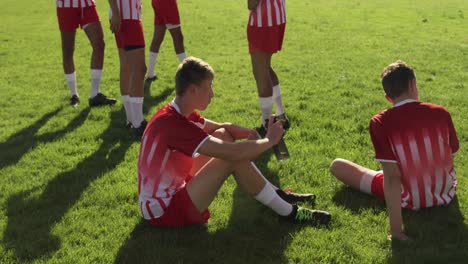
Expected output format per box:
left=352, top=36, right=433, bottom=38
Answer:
left=265, top=115, right=284, bottom=146
left=387, top=231, right=411, bottom=241
left=110, top=13, right=121, bottom=34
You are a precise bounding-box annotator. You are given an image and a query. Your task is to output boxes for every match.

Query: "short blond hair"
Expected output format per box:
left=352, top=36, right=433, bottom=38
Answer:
left=175, top=57, right=214, bottom=96
left=381, top=60, right=416, bottom=99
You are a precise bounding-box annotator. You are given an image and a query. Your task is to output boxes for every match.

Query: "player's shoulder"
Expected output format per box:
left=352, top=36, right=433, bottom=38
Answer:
left=419, top=102, right=450, bottom=113
left=370, top=108, right=389, bottom=125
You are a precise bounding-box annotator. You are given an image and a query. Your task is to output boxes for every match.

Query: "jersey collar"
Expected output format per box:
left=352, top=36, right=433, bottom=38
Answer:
left=393, top=98, right=417, bottom=108
left=170, top=100, right=182, bottom=114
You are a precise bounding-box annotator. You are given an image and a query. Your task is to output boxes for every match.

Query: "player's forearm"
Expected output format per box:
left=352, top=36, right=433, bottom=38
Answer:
left=384, top=173, right=403, bottom=235
left=108, top=0, right=119, bottom=14
left=229, top=138, right=273, bottom=160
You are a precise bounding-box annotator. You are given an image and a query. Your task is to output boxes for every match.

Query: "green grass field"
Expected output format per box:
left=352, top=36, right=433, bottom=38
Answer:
left=0, top=0, right=467, bottom=263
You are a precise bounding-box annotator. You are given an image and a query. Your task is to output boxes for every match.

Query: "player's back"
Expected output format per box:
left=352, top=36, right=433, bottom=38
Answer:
left=371, top=100, right=459, bottom=209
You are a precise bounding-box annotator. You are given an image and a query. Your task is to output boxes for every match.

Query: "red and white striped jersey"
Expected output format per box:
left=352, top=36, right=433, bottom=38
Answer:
left=56, top=0, right=96, bottom=8
left=137, top=102, right=209, bottom=220
left=248, top=0, right=286, bottom=28
left=370, top=99, right=459, bottom=210
left=109, top=0, right=142, bottom=21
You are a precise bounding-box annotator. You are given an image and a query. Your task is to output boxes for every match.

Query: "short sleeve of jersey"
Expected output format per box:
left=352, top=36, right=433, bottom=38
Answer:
left=369, top=114, right=397, bottom=162
left=166, top=114, right=209, bottom=158
left=446, top=112, right=459, bottom=154
left=187, top=111, right=206, bottom=129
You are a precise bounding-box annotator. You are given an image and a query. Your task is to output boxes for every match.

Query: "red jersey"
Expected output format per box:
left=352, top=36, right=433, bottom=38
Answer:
left=109, top=0, right=142, bottom=20
left=137, top=102, right=210, bottom=220
left=370, top=99, right=459, bottom=209
left=56, top=0, right=95, bottom=8
left=248, top=0, right=286, bottom=28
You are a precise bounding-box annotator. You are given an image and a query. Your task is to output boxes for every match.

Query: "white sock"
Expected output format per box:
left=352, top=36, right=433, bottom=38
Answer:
left=272, top=84, right=285, bottom=115
left=130, top=97, right=144, bottom=128
left=258, top=96, right=272, bottom=125
left=65, top=72, right=78, bottom=97
left=147, top=52, right=158, bottom=77
left=121, top=95, right=132, bottom=125
left=251, top=162, right=279, bottom=190
left=255, top=183, right=293, bottom=216
left=359, top=170, right=377, bottom=195
left=90, top=69, right=102, bottom=98
left=176, top=52, right=187, bottom=62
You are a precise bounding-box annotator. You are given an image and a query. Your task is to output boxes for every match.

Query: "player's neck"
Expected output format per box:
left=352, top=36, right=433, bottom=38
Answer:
left=392, top=94, right=418, bottom=106
left=174, top=96, right=195, bottom=117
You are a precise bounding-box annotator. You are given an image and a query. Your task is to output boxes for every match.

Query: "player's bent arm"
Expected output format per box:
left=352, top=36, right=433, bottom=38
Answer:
left=198, top=136, right=273, bottom=161
left=204, top=119, right=257, bottom=140
left=382, top=162, right=406, bottom=239
left=248, top=0, right=260, bottom=10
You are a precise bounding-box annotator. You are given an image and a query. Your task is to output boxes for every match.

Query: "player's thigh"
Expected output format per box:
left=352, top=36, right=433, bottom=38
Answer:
left=126, top=48, right=146, bottom=71
left=250, top=53, right=272, bottom=78
left=330, top=158, right=376, bottom=190
left=186, top=158, right=233, bottom=212
left=83, top=22, right=104, bottom=47
left=60, top=31, right=76, bottom=51
left=168, top=26, right=182, bottom=37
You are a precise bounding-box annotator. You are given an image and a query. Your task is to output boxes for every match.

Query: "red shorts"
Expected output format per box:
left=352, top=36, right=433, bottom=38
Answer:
left=152, top=0, right=181, bottom=25
left=371, top=172, right=385, bottom=200
left=149, top=187, right=210, bottom=228
left=114, top=20, right=145, bottom=49
left=56, top=6, right=100, bottom=32
left=247, top=24, right=286, bottom=54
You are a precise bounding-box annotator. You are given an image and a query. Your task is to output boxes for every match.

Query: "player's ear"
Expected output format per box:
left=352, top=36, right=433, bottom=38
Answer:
left=187, top=83, right=197, bottom=94
left=385, top=95, right=393, bottom=104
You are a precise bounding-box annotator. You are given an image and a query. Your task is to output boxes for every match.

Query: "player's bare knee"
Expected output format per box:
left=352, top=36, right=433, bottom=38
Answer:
left=330, top=158, right=346, bottom=178
left=92, top=39, right=105, bottom=52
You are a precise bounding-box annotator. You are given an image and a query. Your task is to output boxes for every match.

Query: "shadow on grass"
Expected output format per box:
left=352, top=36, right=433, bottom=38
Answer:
left=3, top=86, right=172, bottom=261
left=0, top=106, right=89, bottom=171
left=389, top=196, right=468, bottom=263
left=333, top=186, right=467, bottom=263
left=114, top=150, right=313, bottom=263
left=332, top=186, right=385, bottom=214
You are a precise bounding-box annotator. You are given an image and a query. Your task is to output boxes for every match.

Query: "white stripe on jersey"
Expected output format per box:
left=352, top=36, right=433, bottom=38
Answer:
left=56, top=0, right=95, bottom=8
left=266, top=0, right=272, bottom=27
left=249, top=0, right=285, bottom=27
left=408, top=138, right=420, bottom=166
left=146, top=141, right=158, bottom=167
left=273, top=0, right=281, bottom=25
left=423, top=134, right=433, bottom=162
left=256, top=4, right=262, bottom=27
left=410, top=175, right=420, bottom=209
left=110, top=0, right=142, bottom=20
left=434, top=168, right=444, bottom=205
left=395, top=143, right=406, bottom=168
left=280, top=0, right=286, bottom=24
left=441, top=173, right=452, bottom=202
left=437, top=130, right=446, bottom=160
left=159, top=150, right=170, bottom=174
left=422, top=173, right=433, bottom=207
